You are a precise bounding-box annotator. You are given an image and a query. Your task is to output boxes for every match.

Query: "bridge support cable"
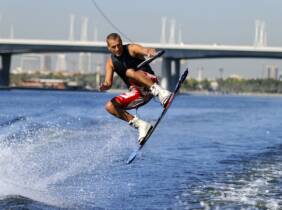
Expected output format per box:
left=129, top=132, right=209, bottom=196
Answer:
left=0, top=53, right=12, bottom=87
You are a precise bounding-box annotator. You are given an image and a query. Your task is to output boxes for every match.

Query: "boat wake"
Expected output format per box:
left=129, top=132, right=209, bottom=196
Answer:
left=0, top=195, right=66, bottom=210
left=175, top=144, right=282, bottom=210
left=0, top=110, right=135, bottom=209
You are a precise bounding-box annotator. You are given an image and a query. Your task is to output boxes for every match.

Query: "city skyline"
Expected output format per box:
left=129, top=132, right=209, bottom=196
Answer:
left=1, top=0, right=282, bottom=79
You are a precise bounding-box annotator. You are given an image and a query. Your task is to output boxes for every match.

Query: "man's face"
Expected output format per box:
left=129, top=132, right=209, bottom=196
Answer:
left=107, top=38, right=123, bottom=56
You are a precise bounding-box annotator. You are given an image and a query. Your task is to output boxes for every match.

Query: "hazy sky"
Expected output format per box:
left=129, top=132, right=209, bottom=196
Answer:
left=1, top=0, right=282, bottom=79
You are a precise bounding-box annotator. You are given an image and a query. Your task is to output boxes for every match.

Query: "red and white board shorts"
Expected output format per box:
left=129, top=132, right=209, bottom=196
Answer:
left=112, top=71, right=158, bottom=110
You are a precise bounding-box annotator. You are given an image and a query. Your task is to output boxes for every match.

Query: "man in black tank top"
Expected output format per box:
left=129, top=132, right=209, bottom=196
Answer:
left=100, top=33, right=171, bottom=145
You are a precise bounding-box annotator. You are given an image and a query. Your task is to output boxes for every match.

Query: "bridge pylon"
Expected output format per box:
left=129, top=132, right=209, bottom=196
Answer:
left=161, top=58, right=181, bottom=91
left=0, top=53, right=12, bottom=87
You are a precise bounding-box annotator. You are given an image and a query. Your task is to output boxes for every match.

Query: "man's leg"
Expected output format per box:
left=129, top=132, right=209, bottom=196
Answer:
left=105, top=99, right=134, bottom=122
left=126, top=69, right=154, bottom=88
left=126, top=69, right=172, bottom=107
left=104, top=88, right=152, bottom=144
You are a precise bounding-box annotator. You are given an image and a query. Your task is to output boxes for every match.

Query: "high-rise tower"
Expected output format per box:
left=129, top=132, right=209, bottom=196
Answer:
left=168, top=19, right=176, bottom=44
left=69, top=14, right=75, bottom=41
left=254, top=20, right=267, bottom=47
left=160, top=17, right=167, bottom=44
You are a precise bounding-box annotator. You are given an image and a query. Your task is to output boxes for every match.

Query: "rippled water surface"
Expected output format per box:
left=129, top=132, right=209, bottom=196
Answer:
left=0, top=90, right=281, bottom=209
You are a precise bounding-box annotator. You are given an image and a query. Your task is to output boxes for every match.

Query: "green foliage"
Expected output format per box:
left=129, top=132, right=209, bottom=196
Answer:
left=10, top=72, right=127, bottom=90
left=183, top=78, right=198, bottom=90
left=10, top=72, right=282, bottom=94
left=201, top=79, right=211, bottom=90
left=216, top=78, right=282, bottom=93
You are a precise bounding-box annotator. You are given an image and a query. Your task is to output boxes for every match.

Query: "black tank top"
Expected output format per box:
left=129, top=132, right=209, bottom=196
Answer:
left=111, top=44, right=154, bottom=88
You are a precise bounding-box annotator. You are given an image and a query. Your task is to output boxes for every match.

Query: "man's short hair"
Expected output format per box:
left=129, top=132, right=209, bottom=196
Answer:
left=106, top=33, right=122, bottom=43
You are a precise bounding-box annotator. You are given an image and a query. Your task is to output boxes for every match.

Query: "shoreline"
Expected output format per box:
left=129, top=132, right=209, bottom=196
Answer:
left=0, top=86, right=100, bottom=93
left=1, top=87, right=282, bottom=97
left=186, top=90, right=282, bottom=97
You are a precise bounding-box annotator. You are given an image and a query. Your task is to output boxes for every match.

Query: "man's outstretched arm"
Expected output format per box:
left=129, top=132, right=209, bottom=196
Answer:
left=128, top=44, right=157, bottom=59
left=100, top=58, right=114, bottom=91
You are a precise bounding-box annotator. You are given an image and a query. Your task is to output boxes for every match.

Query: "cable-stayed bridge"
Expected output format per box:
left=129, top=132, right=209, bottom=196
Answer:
left=1, top=38, right=282, bottom=90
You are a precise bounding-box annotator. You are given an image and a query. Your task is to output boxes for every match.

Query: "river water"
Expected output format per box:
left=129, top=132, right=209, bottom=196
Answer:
left=0, top=90, right=281, bottom=209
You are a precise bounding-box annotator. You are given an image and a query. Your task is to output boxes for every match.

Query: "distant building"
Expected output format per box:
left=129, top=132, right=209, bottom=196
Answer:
left=197, top=67, right=203, bottom=82
left=210, top=81, right=219, bottom=91
left=266, top=65, right=279, bottom=80
left=20, top=79, right=66, bottom=89
left=228, top=74, right=242, bottom=80
left=43, top=54, right=52, bottom=71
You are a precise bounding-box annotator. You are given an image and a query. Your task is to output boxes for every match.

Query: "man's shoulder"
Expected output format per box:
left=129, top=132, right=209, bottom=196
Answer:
left=127, top=43, right=139, bottom=50
left=127, top=44, right=141, bottom=57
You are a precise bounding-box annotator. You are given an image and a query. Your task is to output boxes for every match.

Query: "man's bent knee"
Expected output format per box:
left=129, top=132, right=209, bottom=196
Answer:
left=125, top=69, right=135, bottom=78
left=105, top=101, right=115, bottom=113
left=105, top=99, right=122, bottom=113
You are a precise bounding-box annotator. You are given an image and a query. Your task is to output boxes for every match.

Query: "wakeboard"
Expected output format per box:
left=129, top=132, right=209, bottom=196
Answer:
left=127, top=68, right=189, bottom=164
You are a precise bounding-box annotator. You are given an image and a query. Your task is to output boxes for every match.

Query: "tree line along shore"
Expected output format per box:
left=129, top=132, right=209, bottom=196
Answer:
left=9, top=72, right=282, bottom=94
